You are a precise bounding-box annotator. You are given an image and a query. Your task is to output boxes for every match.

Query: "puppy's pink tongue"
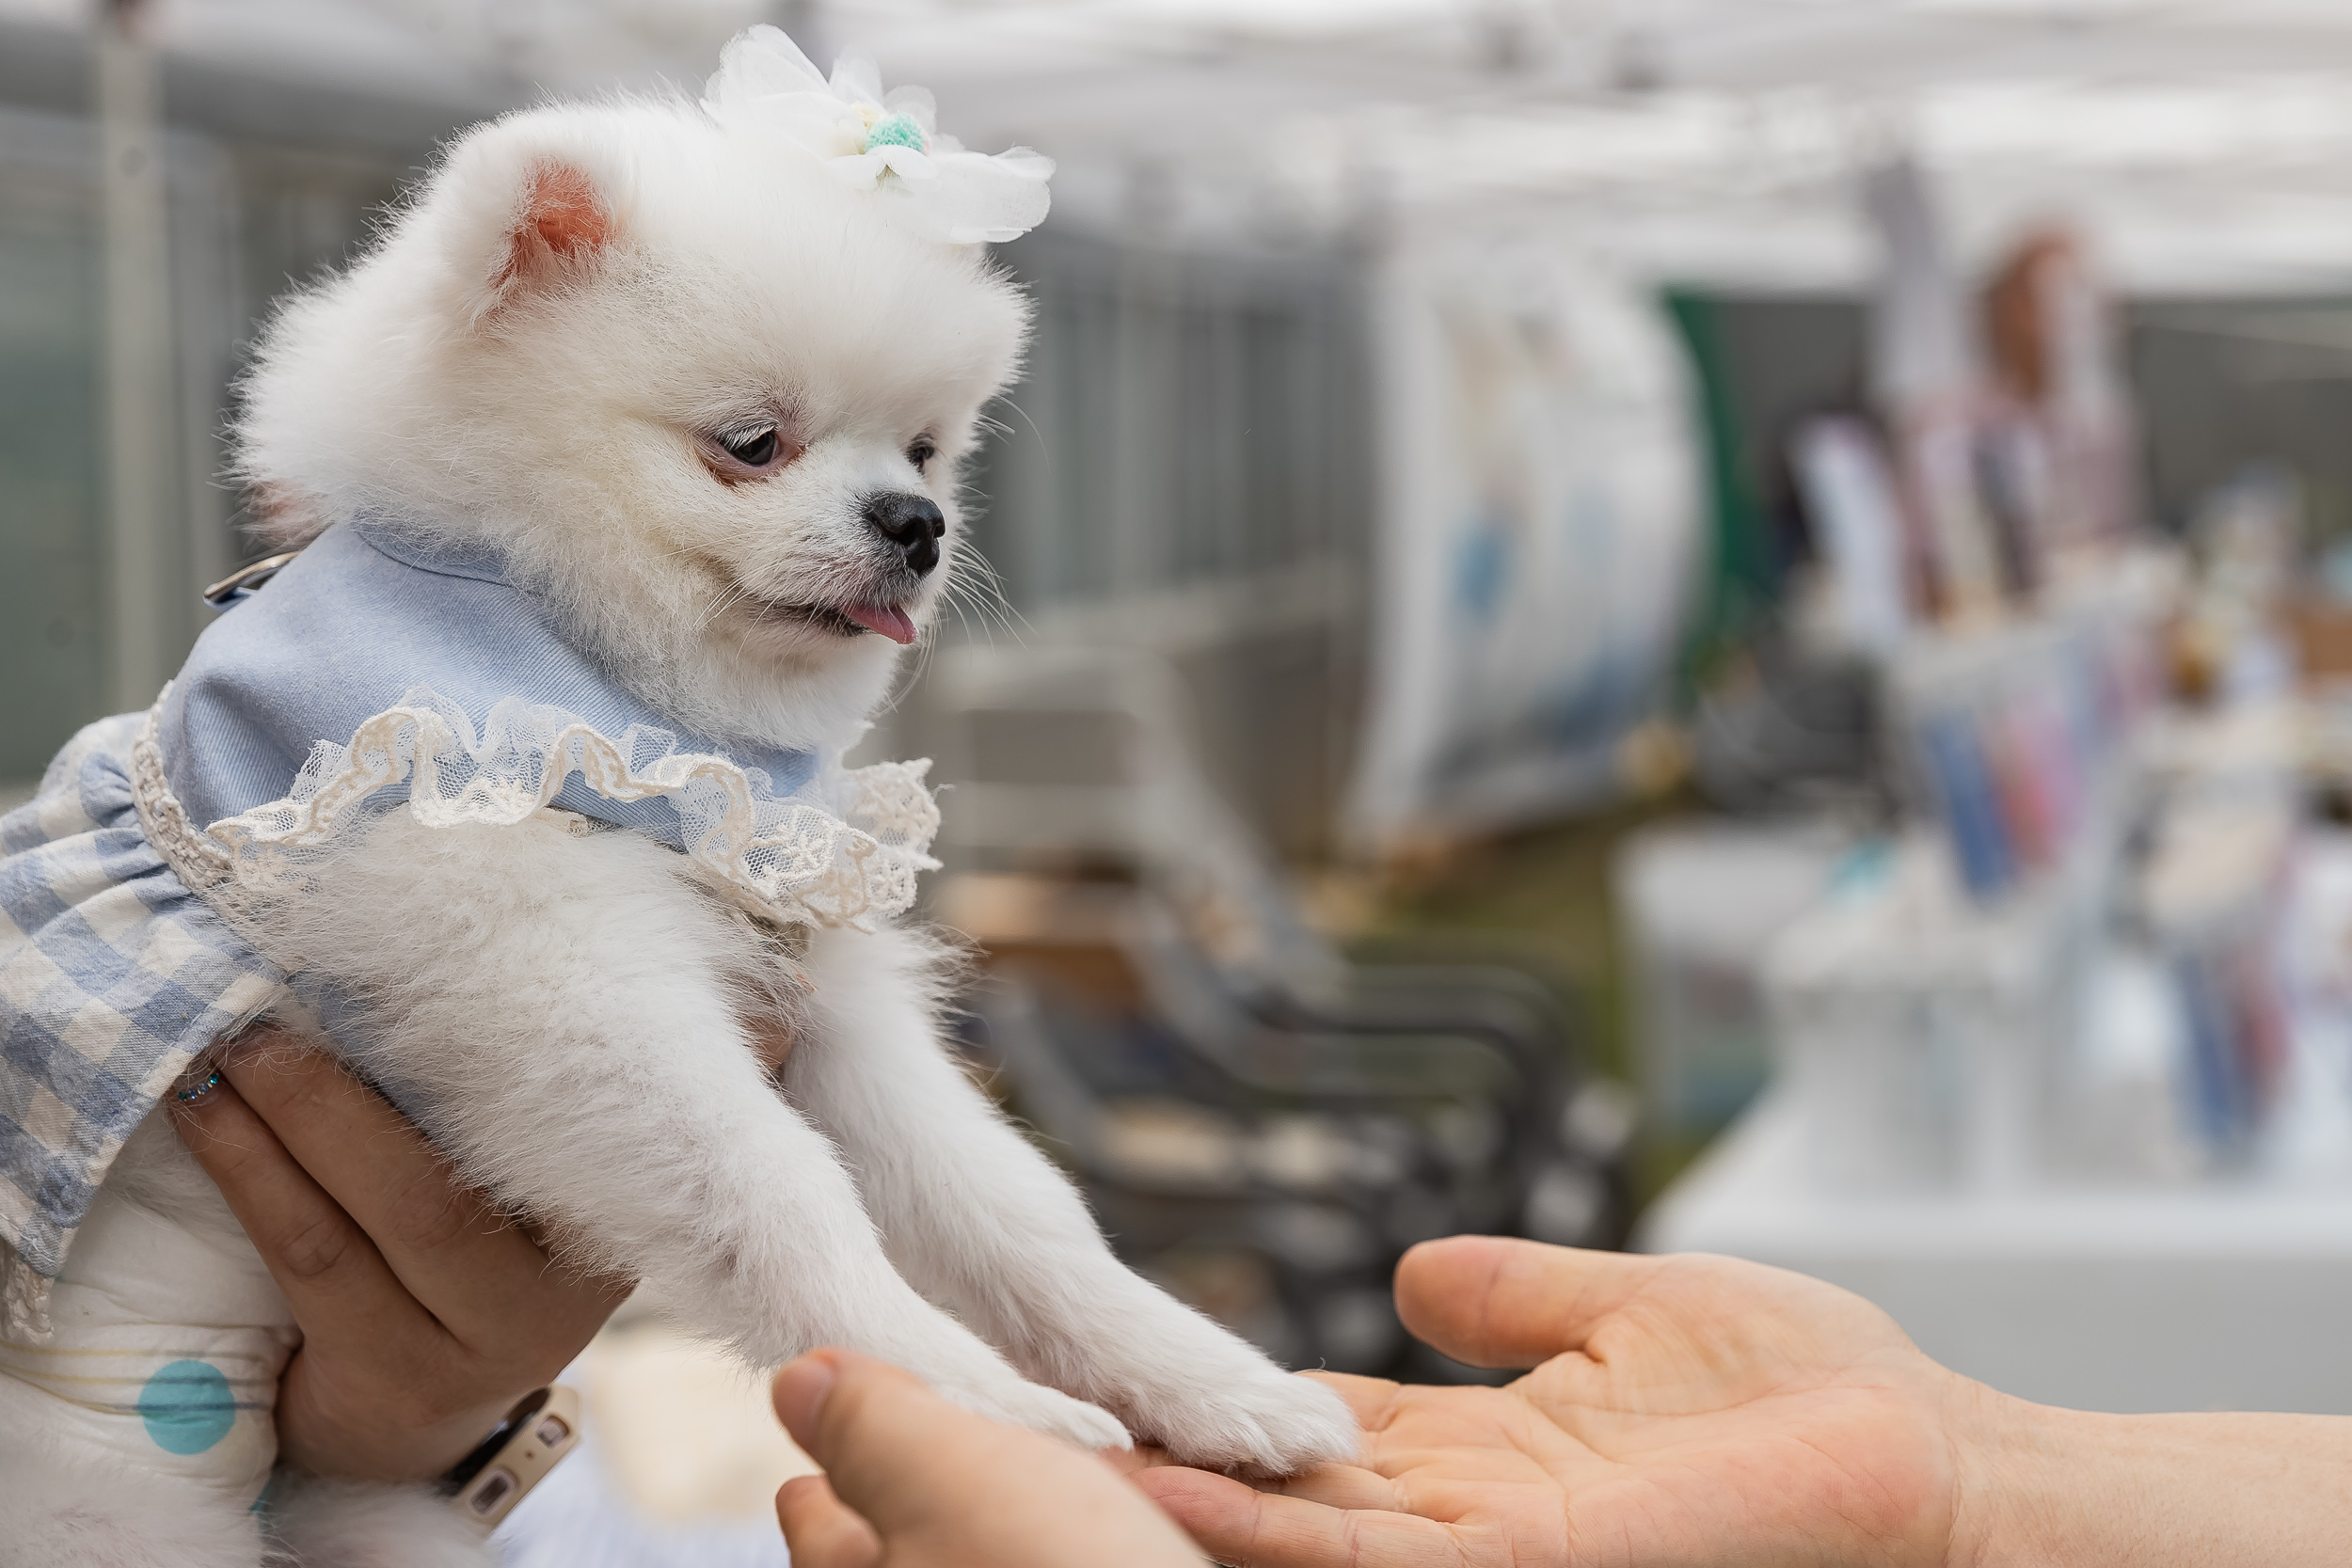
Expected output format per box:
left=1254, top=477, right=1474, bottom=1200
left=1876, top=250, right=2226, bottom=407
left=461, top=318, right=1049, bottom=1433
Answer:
left=842, top=602, right=917, bottom=644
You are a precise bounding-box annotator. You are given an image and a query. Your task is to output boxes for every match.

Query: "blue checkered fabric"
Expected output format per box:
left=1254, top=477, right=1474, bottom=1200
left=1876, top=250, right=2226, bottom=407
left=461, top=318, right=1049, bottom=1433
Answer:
left=0, top=714, right=283, bottom=1327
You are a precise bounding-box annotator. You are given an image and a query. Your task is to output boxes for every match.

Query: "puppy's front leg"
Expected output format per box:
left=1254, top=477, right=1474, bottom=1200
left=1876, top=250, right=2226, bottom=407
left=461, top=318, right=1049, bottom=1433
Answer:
left=281, top=816, right=1123, bottom=1450
left=788, top=925, right=1359, bottom=1473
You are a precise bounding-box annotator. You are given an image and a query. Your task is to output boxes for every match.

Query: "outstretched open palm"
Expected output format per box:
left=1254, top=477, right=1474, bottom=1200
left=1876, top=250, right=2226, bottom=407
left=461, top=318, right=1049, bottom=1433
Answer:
left=1132, top=1236, right=1976, bottom=1568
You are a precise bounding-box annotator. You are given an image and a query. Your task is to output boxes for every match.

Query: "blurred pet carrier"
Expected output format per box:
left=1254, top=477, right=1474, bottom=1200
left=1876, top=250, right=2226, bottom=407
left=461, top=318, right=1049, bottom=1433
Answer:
left=917, top=642, right=1629, bottom=1377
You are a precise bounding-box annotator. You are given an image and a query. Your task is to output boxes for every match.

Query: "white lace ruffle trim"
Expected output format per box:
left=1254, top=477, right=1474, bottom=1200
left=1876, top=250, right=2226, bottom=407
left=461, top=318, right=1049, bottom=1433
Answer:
left=4, top=1246, right=46, bottom=1340
left=135, top=686, right=939, bottom=931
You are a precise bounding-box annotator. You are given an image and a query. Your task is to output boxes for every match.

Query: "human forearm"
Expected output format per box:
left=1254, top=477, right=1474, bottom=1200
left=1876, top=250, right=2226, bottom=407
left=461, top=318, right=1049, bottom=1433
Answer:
left=1951, top=1391, right=2352, bottom=1567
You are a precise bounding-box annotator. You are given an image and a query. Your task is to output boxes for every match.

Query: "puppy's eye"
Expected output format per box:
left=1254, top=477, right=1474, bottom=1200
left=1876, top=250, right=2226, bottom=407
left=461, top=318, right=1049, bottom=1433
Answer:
left=722, top=427, right=782, bottom=467
left=906, top=437, right=937, bottom=471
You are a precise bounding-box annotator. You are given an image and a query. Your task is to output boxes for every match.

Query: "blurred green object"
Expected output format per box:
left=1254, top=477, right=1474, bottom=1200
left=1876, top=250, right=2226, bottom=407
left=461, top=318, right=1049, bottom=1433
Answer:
left=1663, top=288, right=1777, bottom=689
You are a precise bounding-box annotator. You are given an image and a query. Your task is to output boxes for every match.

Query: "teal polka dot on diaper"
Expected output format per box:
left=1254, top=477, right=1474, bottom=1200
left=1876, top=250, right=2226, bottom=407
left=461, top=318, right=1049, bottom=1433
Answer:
left=138, top=1360, right=237, bottom=1455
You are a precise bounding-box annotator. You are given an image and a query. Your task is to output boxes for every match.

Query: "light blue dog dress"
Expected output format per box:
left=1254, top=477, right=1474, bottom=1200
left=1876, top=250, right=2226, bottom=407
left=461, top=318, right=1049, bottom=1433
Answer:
left=1, top=515, right=940, bottom=1339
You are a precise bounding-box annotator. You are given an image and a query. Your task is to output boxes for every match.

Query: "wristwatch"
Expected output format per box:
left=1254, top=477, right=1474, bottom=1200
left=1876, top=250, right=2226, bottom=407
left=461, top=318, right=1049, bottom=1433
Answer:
left=441, top=1386, right=583, bottom=1532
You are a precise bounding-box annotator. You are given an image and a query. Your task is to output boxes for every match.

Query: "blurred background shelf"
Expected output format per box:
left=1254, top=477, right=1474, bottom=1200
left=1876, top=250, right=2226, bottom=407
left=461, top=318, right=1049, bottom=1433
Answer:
left=1645, top=1083, right=2352, bottom=1416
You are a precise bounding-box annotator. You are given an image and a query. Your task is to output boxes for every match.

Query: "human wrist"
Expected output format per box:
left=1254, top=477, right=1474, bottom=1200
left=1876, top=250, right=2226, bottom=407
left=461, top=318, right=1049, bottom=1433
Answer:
left=1937, top=1371, right=2052, bottom=1568
left=279, top=1400, right=509, bottom=1482
left=1939, top=1384, right=2192, bottom=1568
left=276, top=1352, right=516, bottom=1481
left=1941, top=1393, right=2352, bottom=1568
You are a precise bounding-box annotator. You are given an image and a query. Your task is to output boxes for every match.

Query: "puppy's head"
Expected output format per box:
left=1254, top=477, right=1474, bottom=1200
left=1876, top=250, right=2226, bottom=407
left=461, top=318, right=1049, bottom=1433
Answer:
left=237, top=90, right=1032, bottom=748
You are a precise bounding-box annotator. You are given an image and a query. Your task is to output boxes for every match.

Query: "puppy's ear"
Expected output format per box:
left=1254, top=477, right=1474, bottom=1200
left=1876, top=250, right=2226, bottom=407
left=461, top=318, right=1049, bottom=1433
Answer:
left=496, top=161, right=612, bottom=293
left=434, top=118, right=625, bottom=325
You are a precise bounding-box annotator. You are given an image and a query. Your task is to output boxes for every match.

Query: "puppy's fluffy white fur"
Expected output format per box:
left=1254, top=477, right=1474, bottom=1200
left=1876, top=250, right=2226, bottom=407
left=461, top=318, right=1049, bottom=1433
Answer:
left=20, top=82, right=1354, bottom=1567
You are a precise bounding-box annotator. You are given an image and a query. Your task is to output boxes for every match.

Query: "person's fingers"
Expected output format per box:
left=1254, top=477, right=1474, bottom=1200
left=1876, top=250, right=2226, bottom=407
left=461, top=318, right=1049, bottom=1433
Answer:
left=1133, top=1466, right=1463, bottom=1568
left=773, top=1350, right=992, bottom=1533
left=1394, top=1234, right=1667, bottom=1370
left=171, top=1066, right=545, bottom=1478
left=772, top=1351, right=847, bottom=1450
left=775, top=1474, right=882, bottom=1568
left=776, top=1351, right=1205, bottom=1567
left=1098, top=1442, right=1178, bottom=1475
left=215, top=1032, right=626, bottom=1359
left=1295, top=1370, right=1403, bottom=1431
left=1251, top=1462, right=1406, bottom=1512
left=168, top=1068, right=446, bottom=1361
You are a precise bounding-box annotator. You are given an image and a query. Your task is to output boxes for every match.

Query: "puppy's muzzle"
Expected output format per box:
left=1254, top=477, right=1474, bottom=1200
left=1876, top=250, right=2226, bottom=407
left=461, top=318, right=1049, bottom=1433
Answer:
left=863, top=491, right=946, bottom=577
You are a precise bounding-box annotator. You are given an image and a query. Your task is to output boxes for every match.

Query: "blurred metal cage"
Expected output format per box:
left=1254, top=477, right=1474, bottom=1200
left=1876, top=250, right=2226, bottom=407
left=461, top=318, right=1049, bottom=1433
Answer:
left=924, top=641, right=1633, bottom=1376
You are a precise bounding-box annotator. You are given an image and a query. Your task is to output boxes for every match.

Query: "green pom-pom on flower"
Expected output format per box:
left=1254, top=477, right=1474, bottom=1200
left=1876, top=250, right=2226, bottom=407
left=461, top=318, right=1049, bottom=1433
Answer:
left=863, top=113, right=927, bottom=153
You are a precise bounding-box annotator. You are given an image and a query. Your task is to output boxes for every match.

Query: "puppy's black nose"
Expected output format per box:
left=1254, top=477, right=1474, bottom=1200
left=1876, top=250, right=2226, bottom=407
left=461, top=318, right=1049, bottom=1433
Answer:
left=863, top=492, right=946, bottom=576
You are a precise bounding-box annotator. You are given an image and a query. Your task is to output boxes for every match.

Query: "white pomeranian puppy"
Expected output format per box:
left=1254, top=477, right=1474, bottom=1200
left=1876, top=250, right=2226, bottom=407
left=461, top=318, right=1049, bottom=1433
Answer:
left=0, top=28, right=1354, bottom=1567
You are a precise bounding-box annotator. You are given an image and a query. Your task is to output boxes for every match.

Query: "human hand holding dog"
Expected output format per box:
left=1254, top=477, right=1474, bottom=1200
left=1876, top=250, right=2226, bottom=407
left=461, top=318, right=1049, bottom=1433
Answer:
left=771, top=1348, right=1202, bottom=1568
left=168, top=1029, right=633, bottom=1481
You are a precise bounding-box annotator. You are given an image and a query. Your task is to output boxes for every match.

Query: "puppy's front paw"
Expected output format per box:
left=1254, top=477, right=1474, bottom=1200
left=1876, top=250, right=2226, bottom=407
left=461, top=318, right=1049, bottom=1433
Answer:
left=1124, top=1360, right=1359, bottom=1475
left=954, top=1376, right=1133, bottom=1454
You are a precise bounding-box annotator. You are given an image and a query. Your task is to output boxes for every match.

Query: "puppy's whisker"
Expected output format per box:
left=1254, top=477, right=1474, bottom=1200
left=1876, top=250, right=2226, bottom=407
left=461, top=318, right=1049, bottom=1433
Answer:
left=944, top=545, right=1025, bottom=643
left=993, top=395, right=1048, bottom=462
left=695, top=582, right=739, bottom=624
left=696, top=580, right=755, bottom=629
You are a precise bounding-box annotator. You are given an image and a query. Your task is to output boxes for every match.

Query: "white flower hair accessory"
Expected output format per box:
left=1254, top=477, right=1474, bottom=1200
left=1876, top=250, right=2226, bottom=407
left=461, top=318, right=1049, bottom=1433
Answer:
left=705, top=25, right=1053, bottom=245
